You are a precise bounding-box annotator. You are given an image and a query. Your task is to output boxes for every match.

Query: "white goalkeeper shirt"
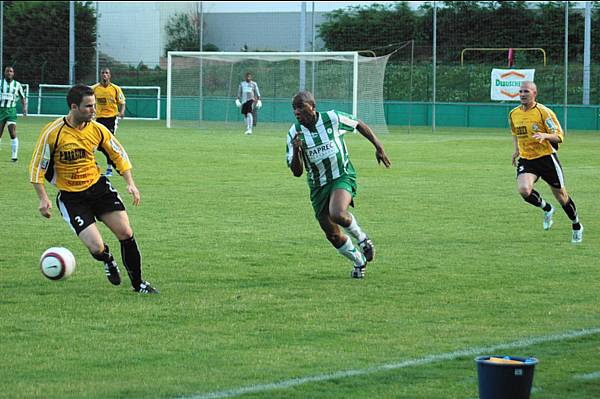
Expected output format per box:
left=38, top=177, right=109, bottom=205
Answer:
left=286, top=110, right=358, bottom=189
left=237, top=81, right=260, bottom=103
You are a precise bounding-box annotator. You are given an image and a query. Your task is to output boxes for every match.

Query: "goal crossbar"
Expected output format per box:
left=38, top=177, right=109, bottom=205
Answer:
left=166, top=51, right=374, bottom=129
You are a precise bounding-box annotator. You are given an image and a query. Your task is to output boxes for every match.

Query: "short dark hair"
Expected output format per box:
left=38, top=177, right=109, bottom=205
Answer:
left=67, top=84, right=94, bottom=108
left=292, top=91, right=316, bottom=109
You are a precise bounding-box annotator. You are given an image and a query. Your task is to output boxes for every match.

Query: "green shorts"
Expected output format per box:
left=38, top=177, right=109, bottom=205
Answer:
left=0, top=107, right=17, bottom=124
left=310, top=174, right=357, bottom=218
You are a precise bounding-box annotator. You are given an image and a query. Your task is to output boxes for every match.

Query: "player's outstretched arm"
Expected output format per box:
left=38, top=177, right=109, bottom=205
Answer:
left=121, top=170, right=140, bottom=206
left=356, top=120, right=391, bottom=168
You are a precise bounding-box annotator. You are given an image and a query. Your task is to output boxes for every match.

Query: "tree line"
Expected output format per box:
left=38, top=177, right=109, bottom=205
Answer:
left=2, top=1, right=96, bottom=87
left=319, top=1, right=600, bottom=66
left=3, top=0, right=599, bottom=101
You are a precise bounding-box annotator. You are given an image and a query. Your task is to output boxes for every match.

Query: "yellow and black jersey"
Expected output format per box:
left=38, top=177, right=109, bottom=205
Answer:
left=91, top=83, right=125, bottom=118
left=509, top=103, right=564, bottom=160
left=29, top=117, right=132, bottom=192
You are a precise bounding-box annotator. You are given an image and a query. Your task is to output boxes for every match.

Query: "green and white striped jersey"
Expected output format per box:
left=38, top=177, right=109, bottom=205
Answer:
left=0, top=79, right=25, bottom=108
left=286, top=110, right=359, bottom=189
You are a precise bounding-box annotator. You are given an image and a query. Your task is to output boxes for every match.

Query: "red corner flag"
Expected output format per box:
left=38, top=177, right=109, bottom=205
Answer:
left=508, top=48, right=515, bottom=67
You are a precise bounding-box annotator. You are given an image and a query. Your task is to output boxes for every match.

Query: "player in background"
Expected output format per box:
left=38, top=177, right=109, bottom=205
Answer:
left=0, top=66, right=27, bottom=162
left=286, top=91, right=391, bottom=279
left=92, top=67, right=126, bottom=176
left=30, top=84, right=157, bottom=293
left=510, top=81, right=583, bottom=243
left=235, top=72, right=261, bottom=135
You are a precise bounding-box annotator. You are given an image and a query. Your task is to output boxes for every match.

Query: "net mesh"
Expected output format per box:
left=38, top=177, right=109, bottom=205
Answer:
left=168, top=52, right=390, bottom=133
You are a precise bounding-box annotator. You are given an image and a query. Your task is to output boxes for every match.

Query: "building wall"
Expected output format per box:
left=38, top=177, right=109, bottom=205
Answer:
left=97, top=2, right=163, bottom=67
left=203, top=12, right=326, bottom=52
left=97, top=2, right=327, bottom=68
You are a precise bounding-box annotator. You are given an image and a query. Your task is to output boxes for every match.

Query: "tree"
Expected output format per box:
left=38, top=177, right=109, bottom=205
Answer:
left=319, top=1, right=591, bottom=66
left=3, top=1, right=96, bottom=85
left=164, top=12, right=219, bottom=54
left=318, top=2, right=417, bottom=55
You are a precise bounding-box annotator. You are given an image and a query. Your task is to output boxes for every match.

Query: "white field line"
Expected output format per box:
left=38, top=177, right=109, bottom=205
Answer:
left=574, top=371, right=600, bottom=380
left=176, top=327, right=600, bottom=399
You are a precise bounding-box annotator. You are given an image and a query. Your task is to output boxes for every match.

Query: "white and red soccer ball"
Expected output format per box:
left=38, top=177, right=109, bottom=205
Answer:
left=40, top=247, right=77, bottom=280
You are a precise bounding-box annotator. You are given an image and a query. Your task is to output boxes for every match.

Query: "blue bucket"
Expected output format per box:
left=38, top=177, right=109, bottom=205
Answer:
left=475, top=355, right=538, bottom=399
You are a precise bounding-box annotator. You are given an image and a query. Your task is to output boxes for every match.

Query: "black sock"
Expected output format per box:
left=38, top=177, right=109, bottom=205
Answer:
left=120, top=236, right=143, bottom=288
left=523, top=190, right=544, bottom=208
left=542, top=203, right=552, bottom=212
left=561, top=197, right=581, bottom=230
left=91, top=243, right=114, bottom=263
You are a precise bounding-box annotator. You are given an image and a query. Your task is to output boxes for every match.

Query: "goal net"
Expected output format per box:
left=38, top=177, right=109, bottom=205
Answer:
left=167, top=51, right=390, bottom=133
left=36, top=84, right=161, bottom=120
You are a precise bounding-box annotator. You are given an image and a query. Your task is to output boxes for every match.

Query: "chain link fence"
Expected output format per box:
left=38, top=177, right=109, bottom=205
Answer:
left=5, top=1, right=598, bottom=128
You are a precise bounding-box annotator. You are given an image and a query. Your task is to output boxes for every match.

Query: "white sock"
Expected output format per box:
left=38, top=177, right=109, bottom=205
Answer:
left=247, top=113, right=253, bottom=130
left=11, top=138, right=18, bottom=159
left=344, top=213, right=367, bottom=242
left=337, top=236, right=365, bottom=267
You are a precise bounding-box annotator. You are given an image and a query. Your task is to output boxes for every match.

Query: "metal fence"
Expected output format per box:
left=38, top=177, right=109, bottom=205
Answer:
left=4, top=1, right=598, bottom=129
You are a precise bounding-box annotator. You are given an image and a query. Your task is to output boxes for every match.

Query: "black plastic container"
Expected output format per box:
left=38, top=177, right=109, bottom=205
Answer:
left=475, top=355, right=538, bottom=399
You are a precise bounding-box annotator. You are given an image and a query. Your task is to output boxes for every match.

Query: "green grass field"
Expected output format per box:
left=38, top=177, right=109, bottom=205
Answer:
left=1, top=117, right=599, bottom=399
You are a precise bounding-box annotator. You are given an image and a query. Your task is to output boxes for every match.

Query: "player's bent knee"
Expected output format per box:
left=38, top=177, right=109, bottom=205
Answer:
left=555, top=190, right=569, bottom=205
left=329, top=209, right=349, bottom=226
left=518, top=187, right=532, bottom=198
left=114, top=229, right=134, bottom=241
left=329, top=213, right=343, bottom=225
left=325, top=232, right=344, bottom=247
left=89, top=243, right=105, bottom=257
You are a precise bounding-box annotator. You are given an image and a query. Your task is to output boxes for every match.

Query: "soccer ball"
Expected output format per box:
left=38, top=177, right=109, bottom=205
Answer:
left=40, top=247, right=77, bottom=280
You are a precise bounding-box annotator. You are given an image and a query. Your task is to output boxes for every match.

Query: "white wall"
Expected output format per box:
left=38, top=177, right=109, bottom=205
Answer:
left=97, top=1, right=326, bottom=67
left=98, top=2, right=161, bottom=67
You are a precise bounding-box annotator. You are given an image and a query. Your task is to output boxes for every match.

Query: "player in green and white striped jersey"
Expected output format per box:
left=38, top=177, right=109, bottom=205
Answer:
left=286, top=91, right=391, bottom=279
left=0, top=66, right=27, bottom=162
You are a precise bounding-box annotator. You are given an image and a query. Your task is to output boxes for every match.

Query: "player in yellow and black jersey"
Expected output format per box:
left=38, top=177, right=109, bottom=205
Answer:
left=30, top=84, right=157, bottom=293
left=509, top=81, right=583, bottom=243
left=29, top=113, right=131, bottom=191
left=92, top=67, right=126, bottom=176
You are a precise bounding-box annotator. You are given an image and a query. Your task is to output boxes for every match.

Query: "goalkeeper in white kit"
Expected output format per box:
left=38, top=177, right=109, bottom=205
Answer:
left=235, top=72, right=261, bottom=135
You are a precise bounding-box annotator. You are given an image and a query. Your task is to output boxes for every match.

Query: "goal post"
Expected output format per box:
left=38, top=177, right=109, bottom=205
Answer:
left=120, top=86, right=161, bottom=121
left=166, top=51, right=390, bottom=133
left=36, top=84, right=161, bottom=120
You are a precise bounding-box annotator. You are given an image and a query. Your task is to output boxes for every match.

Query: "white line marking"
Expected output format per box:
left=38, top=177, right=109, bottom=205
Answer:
left=176, top=327, right=600, bottom=399
left=574, top=371, right=600, bottom=380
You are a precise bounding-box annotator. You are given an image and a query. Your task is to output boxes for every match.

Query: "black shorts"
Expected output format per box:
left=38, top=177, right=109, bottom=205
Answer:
left=96, top=117, right=118, bottom=134
left=241, top=100, right=254, bottom=115
left=516, top=153, right=565, bottom=189
left=56, top=176, right=126, bottom=235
